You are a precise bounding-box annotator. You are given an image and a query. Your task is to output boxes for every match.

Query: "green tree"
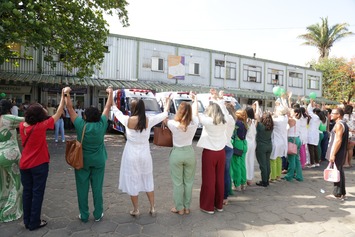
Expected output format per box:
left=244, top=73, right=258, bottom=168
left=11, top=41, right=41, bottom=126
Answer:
left=0, top=0, right=129, bottom=77
left=298, top=17, right=353, bottom=60
left=311, top=57, right=355, bottom=104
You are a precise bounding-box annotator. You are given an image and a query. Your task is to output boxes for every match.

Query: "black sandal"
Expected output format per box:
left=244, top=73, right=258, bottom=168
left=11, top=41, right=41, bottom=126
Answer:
left=29, top=220, right=47, bottom=231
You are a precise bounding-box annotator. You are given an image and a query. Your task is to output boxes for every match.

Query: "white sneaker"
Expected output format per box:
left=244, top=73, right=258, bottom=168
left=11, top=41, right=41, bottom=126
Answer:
left=315, top=163, right=320, bottom=167
left=55, top=140, right=58, bottom=143
left=200, top=209, right=214, bottom=214
left=95, top=213, right=104, bottom=222
left=215, top=208, right=224, bottom=212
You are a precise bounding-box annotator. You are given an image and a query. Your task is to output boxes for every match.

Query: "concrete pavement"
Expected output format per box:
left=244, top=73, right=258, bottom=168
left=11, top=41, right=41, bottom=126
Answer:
left=1, top=132, right=355, bottom=237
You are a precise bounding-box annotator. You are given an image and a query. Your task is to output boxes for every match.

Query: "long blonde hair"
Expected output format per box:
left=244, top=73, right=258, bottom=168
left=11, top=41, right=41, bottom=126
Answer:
left=174, top=102, right=192, bottom=132
left=205, top=102, right=226, bottom=125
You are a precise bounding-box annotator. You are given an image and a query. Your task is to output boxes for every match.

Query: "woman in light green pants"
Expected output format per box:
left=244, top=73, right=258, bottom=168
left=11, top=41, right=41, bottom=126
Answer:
left=167, top=100, right=198, bottom=215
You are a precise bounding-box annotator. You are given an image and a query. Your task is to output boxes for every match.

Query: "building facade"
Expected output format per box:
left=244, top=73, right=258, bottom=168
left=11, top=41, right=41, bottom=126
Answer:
left=0, top=34, right=332, bottom=111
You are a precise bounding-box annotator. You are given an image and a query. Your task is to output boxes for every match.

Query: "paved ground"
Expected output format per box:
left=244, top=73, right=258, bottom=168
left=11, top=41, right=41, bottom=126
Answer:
left=1, top=132, right=355, bottom=237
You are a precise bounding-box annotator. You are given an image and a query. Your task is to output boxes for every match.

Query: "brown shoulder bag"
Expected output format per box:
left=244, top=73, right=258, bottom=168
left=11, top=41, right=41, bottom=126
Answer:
left=65, top=124, right=86, bottom=169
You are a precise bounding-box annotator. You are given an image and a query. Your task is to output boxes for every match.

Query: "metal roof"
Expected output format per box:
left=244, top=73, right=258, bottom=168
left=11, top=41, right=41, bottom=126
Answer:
left=0, top=71, right=338, bottom=104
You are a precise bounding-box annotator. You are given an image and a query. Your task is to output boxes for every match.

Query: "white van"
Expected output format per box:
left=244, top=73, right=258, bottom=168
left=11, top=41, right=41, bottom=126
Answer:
left=198, top=93, right=242, bottom=111
left=108, top=89, right=162, bottom=137
left=155, top=92, right=205, bottom=136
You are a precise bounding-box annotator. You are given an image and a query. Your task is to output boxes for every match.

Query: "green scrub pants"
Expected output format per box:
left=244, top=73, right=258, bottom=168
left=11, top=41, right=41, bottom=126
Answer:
left=75, top=165, right=105, bottom=221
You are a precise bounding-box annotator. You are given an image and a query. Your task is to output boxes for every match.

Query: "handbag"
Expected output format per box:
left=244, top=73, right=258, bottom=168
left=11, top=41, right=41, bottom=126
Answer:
left=231, top=124, right=244, bottom=156
left=65, top=124, right=86, bottom=169
left=233, top=147, right=243, bottom=156
left=324, top=162, right=340, bottom=182
left=153, top=123, right=173, bottom=147
left=287, top=138, right=297, bottom=155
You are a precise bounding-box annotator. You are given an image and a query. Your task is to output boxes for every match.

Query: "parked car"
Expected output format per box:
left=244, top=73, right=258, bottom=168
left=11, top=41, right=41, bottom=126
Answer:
left=108, top=89, right=162, bottom=138
left=155, top=91, right=205, bottom=137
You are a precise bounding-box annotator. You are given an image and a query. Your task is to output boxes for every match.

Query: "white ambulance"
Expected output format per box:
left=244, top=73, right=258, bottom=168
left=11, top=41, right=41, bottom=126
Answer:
left=109, top=89, right=162, bottom=137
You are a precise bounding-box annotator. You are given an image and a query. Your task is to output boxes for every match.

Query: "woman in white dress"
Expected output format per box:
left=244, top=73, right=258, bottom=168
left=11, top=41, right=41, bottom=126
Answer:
left=245, top=105, right=257, bottom=185
left=112, top=98, right=169, bottom=216
left=307, top=100, right=321, bottom=167
left=343, top=105, right=355, bottom=167
left=270, top=107, right=288, bottom=181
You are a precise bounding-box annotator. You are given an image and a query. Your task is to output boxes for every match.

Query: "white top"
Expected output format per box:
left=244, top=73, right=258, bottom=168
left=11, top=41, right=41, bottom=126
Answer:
left=11, top=105, right=18, bottom=116
left=47, top=107, right=55, bottom=116
left=271, top=115, right=288, bottom=159
left=197, top=100, right=229, bottom=151
left=167, top=116, right=198, bottom=147
left=75, top=108, right=84, bottom=118
left=298, top=116, right=308, bottom=144
left=288, top=118, right=301, bottom=137
left=307, top=103, right=321, bottom=145
left=112, top=105, right=168, bottom=196
left=343, top=114, right=355, bottom=141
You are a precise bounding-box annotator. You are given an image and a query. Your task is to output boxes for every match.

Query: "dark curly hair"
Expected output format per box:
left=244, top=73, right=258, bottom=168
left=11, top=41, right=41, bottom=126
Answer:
left=84, top=107, right=101, bottom=122
left=25, top=103, right=48, bottom=125
left=0, top=99, right=13, bottom=115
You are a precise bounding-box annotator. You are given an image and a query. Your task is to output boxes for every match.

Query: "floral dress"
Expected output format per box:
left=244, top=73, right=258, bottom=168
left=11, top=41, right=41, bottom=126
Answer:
left=0, top=114, right=24, bottom=222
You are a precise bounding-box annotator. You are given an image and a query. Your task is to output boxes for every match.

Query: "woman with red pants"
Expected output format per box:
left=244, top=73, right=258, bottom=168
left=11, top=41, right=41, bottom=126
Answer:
left=196, top=89, right=231, bottom=214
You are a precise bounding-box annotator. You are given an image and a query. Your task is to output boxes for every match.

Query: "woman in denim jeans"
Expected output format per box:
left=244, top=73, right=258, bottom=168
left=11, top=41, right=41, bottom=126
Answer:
left=54, top=106, right=65, bottom=142
left=19, top=90, right=65, bottom=231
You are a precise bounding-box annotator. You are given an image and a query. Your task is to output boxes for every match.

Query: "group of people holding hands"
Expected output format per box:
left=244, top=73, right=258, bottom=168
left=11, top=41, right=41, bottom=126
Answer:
left=0, top=86, right=352, bottom=231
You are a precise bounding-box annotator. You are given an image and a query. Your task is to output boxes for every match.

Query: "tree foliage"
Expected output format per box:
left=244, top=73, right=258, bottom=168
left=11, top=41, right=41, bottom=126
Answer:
left=311, top=57, right=355, bottom=104
left=0, top=0, right=129, bottom=77
left=298, top=17, right=353, bottom=60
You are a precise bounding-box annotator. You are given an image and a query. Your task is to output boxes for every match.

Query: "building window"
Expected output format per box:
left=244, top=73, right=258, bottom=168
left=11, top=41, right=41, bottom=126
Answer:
left=226, top=62, right=236, bottom=80
left=267, top=69, right=284, bottom=85
left=214, top=60, right=236, bottom=80
left=288, top=71, right=303, bottom=88
left=307, top=75, right=320, bottom=89
left=6, top=43, right=34, bottom=59
left=152, top=57, right=164, bottom=71
left=215, top=60, right=224, bottom=78
left=189, top=62, right=200, bottom=75
left=243, top=65, right=262, bottom=83
left=103, top=46, right=110, bottom=53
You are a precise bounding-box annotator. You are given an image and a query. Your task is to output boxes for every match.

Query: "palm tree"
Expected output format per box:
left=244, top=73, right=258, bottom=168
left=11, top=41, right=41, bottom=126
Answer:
left=298, top=17, right=353, bottom=60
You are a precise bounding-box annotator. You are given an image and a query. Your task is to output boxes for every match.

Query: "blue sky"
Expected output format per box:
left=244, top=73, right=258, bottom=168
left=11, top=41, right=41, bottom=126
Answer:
left=106, top=0, right=355, bottom=67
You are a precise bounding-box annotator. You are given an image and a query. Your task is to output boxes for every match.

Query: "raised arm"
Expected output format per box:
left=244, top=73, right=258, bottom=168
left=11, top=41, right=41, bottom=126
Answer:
left=102, top=86, right=113, bottom=119
left=287, top=91, right=292, bottom=108
left=63, top=87, right=78, bottom=123
left=52, top=88, right=65, bottom=122
left=190, top=91, right=198, bottom=117
left=253, top=101, right=260, bottom=127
